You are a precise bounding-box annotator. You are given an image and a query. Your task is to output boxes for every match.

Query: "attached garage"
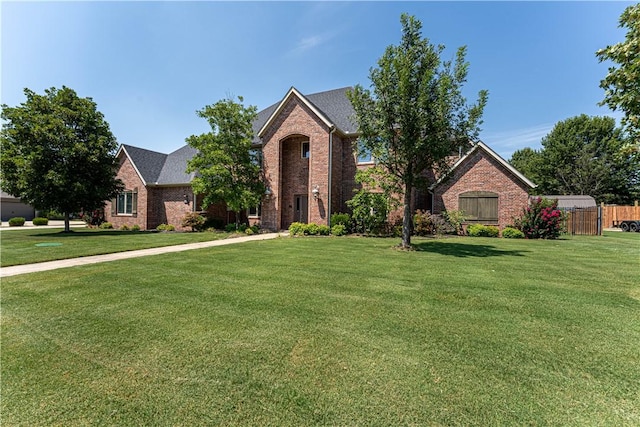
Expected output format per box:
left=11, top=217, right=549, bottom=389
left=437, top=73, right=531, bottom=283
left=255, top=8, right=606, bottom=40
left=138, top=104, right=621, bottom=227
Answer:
left=1, top=191, right=35, bottom=221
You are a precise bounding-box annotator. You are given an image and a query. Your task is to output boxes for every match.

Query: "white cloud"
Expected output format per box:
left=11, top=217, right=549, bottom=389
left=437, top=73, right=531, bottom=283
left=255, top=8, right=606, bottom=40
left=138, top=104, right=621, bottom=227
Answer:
left=287, top=32, right=336, bottom=57
left=481, top=123, right=555, bottom=160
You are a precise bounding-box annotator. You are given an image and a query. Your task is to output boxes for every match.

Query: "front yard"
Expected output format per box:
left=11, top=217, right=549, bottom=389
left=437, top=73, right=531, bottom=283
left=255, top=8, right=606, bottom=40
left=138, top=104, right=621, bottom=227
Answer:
left=2, top=233, right=639, bottom=425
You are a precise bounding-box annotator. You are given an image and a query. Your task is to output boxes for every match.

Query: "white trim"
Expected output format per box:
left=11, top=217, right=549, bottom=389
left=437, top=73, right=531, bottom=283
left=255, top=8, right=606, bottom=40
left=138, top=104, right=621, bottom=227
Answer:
left=430, top=141, right=537, bottom=190
left=257, top=87, right=334, bottom=137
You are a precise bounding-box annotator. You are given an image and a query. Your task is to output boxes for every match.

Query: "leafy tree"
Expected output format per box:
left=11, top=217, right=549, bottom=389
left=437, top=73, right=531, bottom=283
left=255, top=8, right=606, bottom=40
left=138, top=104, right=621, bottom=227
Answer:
left=348, top=13, right=488, bottom=249
left=596, top=3, right=640, bottom=152
left=527, top=115, right=637, bottom=204
left=509, top=147, right=543, bottom=187
left=186, top=96, right=264, bottom=226
left=1, top=87, right=122, bottom=232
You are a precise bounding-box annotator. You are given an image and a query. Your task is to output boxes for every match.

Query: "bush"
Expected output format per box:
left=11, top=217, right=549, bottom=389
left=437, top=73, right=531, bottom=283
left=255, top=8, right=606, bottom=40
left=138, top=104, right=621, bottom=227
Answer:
left=131, top=224, right=141, bottom=231
left=513, top=197, right=564, bottom=239
left=181, top=212, right=206, bottom=232
left=8, top=217, right=25, bottom=226
left=119, top=224, right=130, bottom=231
left=330, top=213, right=350, bottom=228
left=99, top=222, right=113, bottom=229
left=32, top=217, right=49, bottom=226
left=347, top=191, right=389, bottom=235
left=306, top=223, right=320, bottom=235
left=289, top=222, right=306, bottom=236
left=331, top=224, right=347, bottom=236
left=467, top=224, right=499, bottom=237
left=414, top=210, right=435, bottom=236
left=317, top=224, right=331, bottom=236
left=442, top=210, right=467, bottom=235
left=203, top=217, right=224, bottom=230
left=156, top=223, right=175, bottom=232
left=245, top=227, right=255, bottom=235
left=502, top=227, right=524, bottom=239
left=224, top=223, right=237, bottom=233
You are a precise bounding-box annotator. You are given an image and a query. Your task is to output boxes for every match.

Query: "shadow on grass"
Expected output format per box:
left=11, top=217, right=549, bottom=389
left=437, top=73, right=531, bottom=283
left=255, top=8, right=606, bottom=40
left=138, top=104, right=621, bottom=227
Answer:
left=413, top=240, right=529, bottom=258
left=30, top=230, right=159, bottom=238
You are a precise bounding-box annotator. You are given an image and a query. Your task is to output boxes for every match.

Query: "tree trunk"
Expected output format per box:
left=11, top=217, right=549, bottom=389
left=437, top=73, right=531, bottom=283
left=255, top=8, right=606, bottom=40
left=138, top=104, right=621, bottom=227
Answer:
left=64, top=211, right=71, bottom=233
left=401, top=182, right=412, bottom=249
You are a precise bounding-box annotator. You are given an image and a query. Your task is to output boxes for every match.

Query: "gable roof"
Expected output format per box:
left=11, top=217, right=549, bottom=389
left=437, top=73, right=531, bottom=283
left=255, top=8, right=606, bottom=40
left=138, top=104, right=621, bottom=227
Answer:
left=118, top=144, right=196, bottom=186
left=431, top=141, right=537, bottom=190
left=256, top=86, right=357, bottom=139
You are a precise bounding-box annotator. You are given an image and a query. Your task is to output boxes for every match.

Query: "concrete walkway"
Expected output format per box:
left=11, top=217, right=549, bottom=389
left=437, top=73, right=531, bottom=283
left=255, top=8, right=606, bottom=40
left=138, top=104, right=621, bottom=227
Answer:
left=1, top=232, right=285, bottom=278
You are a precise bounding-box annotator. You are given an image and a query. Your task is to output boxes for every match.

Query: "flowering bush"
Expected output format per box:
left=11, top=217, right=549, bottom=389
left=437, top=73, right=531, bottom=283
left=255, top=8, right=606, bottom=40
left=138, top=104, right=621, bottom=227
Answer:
left=514, top=197, right=565, bottom=239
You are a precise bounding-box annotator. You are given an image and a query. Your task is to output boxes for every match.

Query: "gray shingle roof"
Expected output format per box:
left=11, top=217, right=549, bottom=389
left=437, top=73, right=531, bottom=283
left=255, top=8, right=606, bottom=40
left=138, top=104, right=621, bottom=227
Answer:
left=538, top=195, right=597, bottom=209
left=123, top=87, right=357, bottom=185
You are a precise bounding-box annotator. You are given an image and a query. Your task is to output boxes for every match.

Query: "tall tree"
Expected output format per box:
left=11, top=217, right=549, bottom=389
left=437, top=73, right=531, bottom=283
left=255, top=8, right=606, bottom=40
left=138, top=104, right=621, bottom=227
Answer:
left=1, top=87, right=122, bottom=232
left=186, top=96, right=264, bottom=224
left=528, top=115, right=637, bottom=204
left=348, top=13, right=488, bottom=249
left=596, top=3, right=640, bottom=152
left=509, top=147, right=543, bottom=187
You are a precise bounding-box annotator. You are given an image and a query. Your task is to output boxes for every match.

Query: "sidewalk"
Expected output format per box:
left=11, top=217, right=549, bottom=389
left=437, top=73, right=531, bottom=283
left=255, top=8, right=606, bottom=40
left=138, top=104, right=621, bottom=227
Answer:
left=0, top=220, right=87, bottom=229
left=1, top=232, right=285, bottom=277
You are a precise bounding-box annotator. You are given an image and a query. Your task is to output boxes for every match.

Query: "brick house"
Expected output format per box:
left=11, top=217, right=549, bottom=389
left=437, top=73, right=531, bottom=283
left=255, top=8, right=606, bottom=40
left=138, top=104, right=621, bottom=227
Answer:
left=105, top=87, right=535, bottom=231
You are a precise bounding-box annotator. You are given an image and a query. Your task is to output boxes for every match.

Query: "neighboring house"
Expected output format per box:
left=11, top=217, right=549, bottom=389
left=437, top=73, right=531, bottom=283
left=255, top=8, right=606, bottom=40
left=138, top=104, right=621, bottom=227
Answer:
left=106, top=87, right=536, bottom=231
left=1, top=191, right=36, bottom=222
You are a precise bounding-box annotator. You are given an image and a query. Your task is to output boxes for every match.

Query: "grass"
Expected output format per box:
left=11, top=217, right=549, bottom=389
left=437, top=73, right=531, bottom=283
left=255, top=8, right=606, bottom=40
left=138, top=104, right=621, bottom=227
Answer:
left=2, top=232, right=639, bottom=425
left=0, top=228, right=237, bottom=267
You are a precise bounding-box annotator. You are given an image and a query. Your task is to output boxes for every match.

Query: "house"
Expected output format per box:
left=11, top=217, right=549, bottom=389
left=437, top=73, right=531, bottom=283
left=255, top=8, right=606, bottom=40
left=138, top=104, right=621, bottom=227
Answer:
left=106, top=87, right=536, bottom=231
left=1, top=190, right=36, bottom=222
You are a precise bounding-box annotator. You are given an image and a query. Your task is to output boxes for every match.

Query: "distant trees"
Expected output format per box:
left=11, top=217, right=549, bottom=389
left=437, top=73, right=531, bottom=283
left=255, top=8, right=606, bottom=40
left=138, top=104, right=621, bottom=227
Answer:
left=0, top=87, right=122, bottom=232
left=348, top=13, right=488, bottom=249
left=186, top=96, right=264, bottom=225
left=510, top=115, right=639, bottom=204
left=596, top=3, right=640, bottom=151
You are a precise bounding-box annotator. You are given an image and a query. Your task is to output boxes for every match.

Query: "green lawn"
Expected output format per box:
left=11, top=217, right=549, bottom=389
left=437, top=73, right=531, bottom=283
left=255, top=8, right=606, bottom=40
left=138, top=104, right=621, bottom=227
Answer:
left=2, top=233, right=639, bottom=426
left=0, top=228, right=235, bottom=267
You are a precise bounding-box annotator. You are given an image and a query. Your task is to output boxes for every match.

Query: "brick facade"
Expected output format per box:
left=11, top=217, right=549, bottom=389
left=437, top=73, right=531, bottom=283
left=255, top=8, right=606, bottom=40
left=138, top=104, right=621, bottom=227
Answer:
left=105, top=155, right=148, bottom=230
left=432, top=147, right=531, bottom=230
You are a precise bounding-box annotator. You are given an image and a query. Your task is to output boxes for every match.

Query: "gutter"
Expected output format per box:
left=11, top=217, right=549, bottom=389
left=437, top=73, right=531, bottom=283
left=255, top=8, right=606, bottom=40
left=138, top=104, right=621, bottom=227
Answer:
left=328, top=126, right=336, bottom=226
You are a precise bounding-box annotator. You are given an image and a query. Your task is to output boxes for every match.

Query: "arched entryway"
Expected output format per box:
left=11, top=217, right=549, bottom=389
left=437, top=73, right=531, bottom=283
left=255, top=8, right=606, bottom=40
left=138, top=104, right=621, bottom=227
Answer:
left=280, top=134, right=310, bottom=229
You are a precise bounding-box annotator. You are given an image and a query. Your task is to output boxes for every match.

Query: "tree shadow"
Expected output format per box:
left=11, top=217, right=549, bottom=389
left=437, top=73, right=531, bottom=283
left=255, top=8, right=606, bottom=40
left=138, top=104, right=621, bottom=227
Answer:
left=413, top=240, right=529, bottom=258
left=31, top=230, right=156, bottom=238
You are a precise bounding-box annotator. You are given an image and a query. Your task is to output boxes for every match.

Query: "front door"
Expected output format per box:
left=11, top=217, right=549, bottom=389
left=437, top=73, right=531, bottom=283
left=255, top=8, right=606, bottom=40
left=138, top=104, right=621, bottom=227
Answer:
left=294, top=195, right=308, bottom=223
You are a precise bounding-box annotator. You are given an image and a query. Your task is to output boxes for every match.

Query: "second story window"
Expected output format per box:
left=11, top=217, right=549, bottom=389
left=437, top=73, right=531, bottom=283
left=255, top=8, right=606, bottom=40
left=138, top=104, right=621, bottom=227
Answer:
left=301, top=141, right=310, bottom=159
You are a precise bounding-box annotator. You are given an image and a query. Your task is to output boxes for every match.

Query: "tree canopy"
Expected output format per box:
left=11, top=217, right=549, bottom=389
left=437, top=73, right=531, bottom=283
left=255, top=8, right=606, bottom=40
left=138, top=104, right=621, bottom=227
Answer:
left=348, top=13, right=488, bottom=248
left=596, top=3, right=640, bottom=151
left=186, top=96, right=264, bottom=221
left=509, top=115, right=639, bottom=204
left=0, top=86, right=122, bottom=232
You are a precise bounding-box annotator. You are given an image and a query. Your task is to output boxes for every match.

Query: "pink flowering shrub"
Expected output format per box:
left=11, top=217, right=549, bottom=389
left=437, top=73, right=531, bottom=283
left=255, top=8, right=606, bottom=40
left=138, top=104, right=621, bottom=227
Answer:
left=513, top=197, right=565, bottom=239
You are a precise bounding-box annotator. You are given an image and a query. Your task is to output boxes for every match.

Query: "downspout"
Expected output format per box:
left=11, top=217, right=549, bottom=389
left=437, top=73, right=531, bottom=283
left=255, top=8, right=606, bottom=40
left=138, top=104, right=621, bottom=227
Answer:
left=328, top=126, right=336, bottom=226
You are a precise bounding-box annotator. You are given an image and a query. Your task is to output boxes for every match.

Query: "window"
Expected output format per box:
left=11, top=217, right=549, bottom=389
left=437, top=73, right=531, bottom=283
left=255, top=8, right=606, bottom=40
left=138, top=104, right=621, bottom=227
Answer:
left=301, top=141, right=310, bottom=159
left=248, top=204, right=261, bottom=218
left=356, top=139, right=373, bottom=164
left=249, top=148, right=262, bottom=166
left=459, top=191, right=498, bottom=222
left=114, top=189, right=137, bottom=216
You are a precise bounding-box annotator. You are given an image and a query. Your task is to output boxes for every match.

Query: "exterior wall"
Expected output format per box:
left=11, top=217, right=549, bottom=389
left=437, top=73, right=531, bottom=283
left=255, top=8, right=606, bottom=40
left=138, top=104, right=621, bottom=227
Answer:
left=432, top=149, right=530, bottom=230
left=149, top=186, right=194, bottom=231
left=260, top=95, right=332, bottom=230
left=105, top=155, right=148, bottom=230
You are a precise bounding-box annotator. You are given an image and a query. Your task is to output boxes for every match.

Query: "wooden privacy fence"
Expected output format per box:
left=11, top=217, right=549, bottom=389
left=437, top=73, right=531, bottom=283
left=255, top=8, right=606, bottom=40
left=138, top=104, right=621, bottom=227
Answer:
left=563, top=207, right=601, bottom=236
left=601, top=202, right=640, bottom=228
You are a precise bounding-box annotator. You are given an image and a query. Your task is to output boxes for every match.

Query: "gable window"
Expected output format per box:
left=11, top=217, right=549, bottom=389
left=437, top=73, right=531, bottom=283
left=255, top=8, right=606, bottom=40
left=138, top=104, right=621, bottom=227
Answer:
left=301, top=141, right=310, bottom=159
left=459, top=191, right=498, bottom=222
left=248, top=204, right=261, bottom=218
left=113, top=189, right=137, bottom=216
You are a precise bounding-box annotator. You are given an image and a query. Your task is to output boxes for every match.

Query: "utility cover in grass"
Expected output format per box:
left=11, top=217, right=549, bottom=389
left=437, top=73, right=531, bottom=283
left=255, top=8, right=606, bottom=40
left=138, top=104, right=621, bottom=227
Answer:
left=35, top=243, right=63, bottom=247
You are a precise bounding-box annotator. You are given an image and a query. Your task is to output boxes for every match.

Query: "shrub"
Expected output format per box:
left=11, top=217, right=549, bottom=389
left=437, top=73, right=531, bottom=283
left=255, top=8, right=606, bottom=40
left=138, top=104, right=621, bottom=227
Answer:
left=119, top=224, right=130, bottom=231
left=249, top=225, right=259, bottom=234
left=467, top=224, right=499, bottom=237
left=82, top=209, right=105, bottom=227
left=203, top=217, right=224, bottom=230
left=131, top=224, right=141, bottom=231
left=156, top=223, right=175, bottom=232
left=330, top=213, right=350, bottom=228
left=289, top=222, right=306, bottom=236
left=442, top=210, right=467, bottom=235
left=8, top=217, right=25, bottom=226
left=331, top=224, right=347, bottom=236
left=502, top=227, right=524, bottom=239
left=513, top=197, right=565, bottom=239
left=414, top=210, right=435, bottom=236
left=181, top=212, right=206, bottom=232
left=347, top=191, right=389, bottom=235
left=245, top=227, right=255, bottom=235
left=99, top=222, right=113, bottom=229
left=317, top=224, right=331, bottom=236
left=306, top=223, right=320, bottom=235
left=224, top=223, right=237, bottom=233
left=32, top=217, right=49, bottom=226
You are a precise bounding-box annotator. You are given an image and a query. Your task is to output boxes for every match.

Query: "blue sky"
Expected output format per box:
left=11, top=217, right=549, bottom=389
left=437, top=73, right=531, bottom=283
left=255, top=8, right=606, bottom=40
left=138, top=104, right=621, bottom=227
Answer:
left=1, top=1, right=632, bottom=160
